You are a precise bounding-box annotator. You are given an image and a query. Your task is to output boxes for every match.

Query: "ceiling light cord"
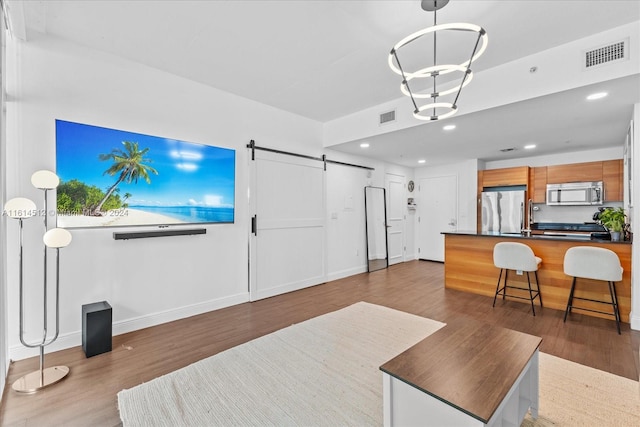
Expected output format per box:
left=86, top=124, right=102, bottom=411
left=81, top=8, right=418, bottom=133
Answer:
left=432, top=9, right=437, bottom=118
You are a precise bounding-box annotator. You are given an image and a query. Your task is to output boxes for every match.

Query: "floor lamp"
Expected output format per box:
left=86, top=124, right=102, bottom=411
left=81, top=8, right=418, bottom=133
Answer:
left=3, top=170, right=73, bottom=393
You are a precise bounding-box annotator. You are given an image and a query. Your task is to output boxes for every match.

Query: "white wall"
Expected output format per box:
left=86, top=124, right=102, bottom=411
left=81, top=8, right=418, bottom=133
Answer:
left=0, top=14, right=8, bottom=401
left=4, top=34, right=397, bottom=360
left=631, top=103, right=640, bottom=330
left=322, top=148, right=416, bottom=276
left=325, top=161, right=370, bottom=280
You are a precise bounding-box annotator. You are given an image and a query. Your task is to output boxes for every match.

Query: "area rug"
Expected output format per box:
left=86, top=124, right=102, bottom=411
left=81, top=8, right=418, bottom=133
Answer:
left=117, top=302, right=445, bottom=426
left=118, top=302, right=640, bottom=426
left=521, top=352, right=640, bottom=426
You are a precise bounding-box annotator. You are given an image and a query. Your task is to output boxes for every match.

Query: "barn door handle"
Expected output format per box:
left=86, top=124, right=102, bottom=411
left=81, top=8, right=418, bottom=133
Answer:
left=251, top=215, right=257, bottom=236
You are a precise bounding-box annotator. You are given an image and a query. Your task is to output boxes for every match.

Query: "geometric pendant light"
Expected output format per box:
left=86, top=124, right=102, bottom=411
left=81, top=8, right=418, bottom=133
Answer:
left=389, top=0, right=488, bottom=120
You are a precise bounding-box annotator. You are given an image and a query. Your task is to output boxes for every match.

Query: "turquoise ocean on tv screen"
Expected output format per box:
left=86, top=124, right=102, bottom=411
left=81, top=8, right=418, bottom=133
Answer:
left=129, top=205, right=234, bottom=223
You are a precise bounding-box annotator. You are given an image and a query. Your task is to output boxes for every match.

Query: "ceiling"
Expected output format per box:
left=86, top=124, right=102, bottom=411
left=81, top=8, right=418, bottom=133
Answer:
left=8, top=0, right=640, bottom=167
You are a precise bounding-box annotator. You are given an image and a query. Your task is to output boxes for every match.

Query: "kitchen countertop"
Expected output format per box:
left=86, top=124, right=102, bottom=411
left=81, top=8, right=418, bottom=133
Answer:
left=442, top=230, right=631, bottom=244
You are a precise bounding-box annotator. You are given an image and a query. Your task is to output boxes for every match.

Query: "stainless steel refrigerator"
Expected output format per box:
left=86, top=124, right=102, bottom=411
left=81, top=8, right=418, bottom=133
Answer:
left=481, top=190, right=526, bottom=234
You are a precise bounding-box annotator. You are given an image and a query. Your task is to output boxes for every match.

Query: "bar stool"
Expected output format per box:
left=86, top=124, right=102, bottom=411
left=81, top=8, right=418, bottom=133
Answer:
left=563, top=246, right=622, bottom=334
left=492, top=242, right=543, bottom=316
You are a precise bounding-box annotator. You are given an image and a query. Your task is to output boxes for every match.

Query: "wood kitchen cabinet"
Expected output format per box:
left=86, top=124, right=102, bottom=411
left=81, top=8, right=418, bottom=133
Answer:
left=546, top=161, right=603, bottom=184
left=603, top=159, right=623, bottom=201
left=481, top=166, right=529, bottom=187
left=480, top=160, right=622, bottom=213
left=530, top=166, right=547, bottom=203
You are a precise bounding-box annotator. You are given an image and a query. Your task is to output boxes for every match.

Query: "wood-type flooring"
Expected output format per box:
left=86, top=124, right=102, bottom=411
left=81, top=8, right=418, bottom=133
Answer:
left=1, top=260, right=639, bottom=426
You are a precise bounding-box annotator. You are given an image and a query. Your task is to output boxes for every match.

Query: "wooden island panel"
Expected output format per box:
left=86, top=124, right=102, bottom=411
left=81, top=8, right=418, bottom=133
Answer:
left=444, top=234, right=631, bottom=322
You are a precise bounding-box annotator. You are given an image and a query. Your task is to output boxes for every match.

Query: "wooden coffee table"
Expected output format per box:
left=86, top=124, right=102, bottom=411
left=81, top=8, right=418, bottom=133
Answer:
left=380, top=317, right=542, bottom=426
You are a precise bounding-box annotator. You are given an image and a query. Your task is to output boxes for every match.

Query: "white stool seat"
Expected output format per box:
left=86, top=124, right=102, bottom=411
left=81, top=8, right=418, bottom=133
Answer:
left=494, top=242, right=541, bottom=272
left=492, top=242, right=543, bottom=316
left=563, top=246, right=622, bottom=334
left=563, top=246, right=623, bottom=282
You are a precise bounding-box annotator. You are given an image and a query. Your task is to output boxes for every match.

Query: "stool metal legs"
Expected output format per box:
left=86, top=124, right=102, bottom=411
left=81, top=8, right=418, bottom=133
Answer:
left=493, top=268, right=543, bottom=316
left=608, top=281, right=621, bottom=334
left=563, top=277, right=621, bottom=335
left=563, top=277, right=577, bottom=323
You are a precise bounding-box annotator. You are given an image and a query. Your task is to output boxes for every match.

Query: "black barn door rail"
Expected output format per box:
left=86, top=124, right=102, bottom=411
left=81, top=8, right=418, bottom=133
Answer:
left=247, top=140, right=374, bottom=171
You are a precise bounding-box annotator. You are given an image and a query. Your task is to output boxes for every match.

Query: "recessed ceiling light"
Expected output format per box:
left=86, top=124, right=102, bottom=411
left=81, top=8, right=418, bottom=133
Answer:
left=360, top=143, right=370, bottom=148
left=418, top=159, right=426, bottom=164
left=587, top=92, right=608, bottom=100
left=443, top=124, right=456, bottom=131
left=524, top=144, right=536, bottom=150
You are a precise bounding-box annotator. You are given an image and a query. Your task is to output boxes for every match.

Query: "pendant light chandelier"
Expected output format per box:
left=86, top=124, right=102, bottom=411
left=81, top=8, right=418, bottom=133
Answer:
left=389, top=0, right=488, bottom=121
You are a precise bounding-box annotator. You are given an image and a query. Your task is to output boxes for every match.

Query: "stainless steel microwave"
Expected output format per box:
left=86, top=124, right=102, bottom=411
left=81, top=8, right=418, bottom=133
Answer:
left=546, top=181, right=603, bottom=205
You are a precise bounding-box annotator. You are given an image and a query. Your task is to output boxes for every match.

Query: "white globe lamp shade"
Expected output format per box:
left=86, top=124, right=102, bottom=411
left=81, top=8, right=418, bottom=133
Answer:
left=43, top=228, right=72, bottom=248
left=3, top=197, right=37, bottom=219
left=31, top=170, right=60, bottom=190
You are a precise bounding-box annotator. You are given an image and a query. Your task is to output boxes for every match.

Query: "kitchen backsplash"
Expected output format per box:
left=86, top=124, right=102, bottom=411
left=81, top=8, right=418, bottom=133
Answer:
left=532, top=202, right=624, bottom=224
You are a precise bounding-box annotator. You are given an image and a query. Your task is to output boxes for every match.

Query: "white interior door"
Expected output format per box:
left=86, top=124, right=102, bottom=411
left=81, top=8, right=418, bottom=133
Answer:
left=417, top=175, right=458, bottom=262
left=386, top=173, right=405, bottom=265
left=249, top=150, right=326, bottom=301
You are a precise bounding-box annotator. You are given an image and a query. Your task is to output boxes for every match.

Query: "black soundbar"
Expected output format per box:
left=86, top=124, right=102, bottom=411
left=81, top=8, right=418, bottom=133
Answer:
left=113, top=228, right=207, bottom=240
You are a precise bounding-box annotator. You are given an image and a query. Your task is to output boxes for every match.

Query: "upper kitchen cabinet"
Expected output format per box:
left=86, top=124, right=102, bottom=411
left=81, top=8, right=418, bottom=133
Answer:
left=530, top=166, right=547, bottom=203
left=546, top=161, right=602, bottom=184
left=481, top=166, right=529, bottom=188
left=603, top=159, right=623, bottom=201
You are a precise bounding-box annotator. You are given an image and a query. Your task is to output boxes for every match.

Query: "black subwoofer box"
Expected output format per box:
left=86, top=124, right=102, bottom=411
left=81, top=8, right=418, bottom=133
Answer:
left=82, top=301, right=112, bottom=358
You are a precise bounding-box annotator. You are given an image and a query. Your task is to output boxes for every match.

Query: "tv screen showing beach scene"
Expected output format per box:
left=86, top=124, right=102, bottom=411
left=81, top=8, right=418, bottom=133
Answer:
left=55, top=120, right=235, bottom=228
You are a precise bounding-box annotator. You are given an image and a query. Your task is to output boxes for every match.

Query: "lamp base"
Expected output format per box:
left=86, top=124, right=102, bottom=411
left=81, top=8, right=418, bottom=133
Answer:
left=11, top=366, right=70, bottom=393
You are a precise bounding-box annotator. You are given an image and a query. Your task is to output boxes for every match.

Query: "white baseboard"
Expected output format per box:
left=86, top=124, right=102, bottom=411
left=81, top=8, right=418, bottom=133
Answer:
left=630, top=310, right=640, bottom=331
left=9, top=292, right=250, bottom=361
left=326, top=265, right=367, bottom=282
left=250, top=275, right=326, bottom=301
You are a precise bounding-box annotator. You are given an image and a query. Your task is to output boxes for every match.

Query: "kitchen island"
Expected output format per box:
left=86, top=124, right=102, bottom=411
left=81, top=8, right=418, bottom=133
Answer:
left=444, top=231, right=632, bottom=323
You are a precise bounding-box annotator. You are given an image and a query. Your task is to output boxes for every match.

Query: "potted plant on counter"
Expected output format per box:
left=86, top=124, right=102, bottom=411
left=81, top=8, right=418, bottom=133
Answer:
left=599, top=207, right=626, bottom=241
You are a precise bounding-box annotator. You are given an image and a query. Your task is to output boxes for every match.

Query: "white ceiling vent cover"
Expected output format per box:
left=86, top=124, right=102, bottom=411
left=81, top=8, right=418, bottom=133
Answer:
left=584, top=38, right=628, bottom=69
left=379, top=110, right=396, bottom=125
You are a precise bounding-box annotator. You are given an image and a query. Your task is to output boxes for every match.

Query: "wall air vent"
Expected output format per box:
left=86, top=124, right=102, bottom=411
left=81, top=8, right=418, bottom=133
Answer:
left=379, top=110, right=396, bottom=125
left=584, top=39, right=628, bottom=69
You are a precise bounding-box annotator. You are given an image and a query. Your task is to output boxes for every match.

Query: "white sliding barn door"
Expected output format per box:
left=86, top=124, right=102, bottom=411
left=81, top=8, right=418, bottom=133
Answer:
left=417, top=175, right=458, bottom=262
left=249, top=150, right=326, bottom=301
left=385, top=173, right=405, bottom=265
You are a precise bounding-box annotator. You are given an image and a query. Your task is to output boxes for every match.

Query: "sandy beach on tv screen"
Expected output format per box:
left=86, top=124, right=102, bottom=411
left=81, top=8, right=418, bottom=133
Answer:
left=57, top=208, right=184, bottom=228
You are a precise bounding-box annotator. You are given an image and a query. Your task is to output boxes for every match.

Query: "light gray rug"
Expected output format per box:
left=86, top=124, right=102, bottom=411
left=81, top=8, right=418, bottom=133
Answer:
left=118, top=302, right=640, bottom=426
left=117, top=302, right=445, bottom=426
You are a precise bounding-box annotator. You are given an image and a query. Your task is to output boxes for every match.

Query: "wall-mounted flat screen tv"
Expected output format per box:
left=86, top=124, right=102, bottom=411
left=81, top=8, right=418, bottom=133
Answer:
left=55, top=119, right=235, bottom=228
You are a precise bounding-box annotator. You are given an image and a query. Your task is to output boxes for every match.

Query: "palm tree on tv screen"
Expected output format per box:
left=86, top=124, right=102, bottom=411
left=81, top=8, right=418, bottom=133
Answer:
left=122, top=192, right=132, bottom=207
left=94, top=140, right=158, bottom=214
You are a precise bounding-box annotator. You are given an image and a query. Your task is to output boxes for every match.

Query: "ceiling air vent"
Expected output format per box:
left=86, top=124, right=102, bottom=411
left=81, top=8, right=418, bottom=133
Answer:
left=584, top=39, right=628, bottom=69
left=499, top=148, right=516, bottom=153
left=379, top=110, right=396, bottom=125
